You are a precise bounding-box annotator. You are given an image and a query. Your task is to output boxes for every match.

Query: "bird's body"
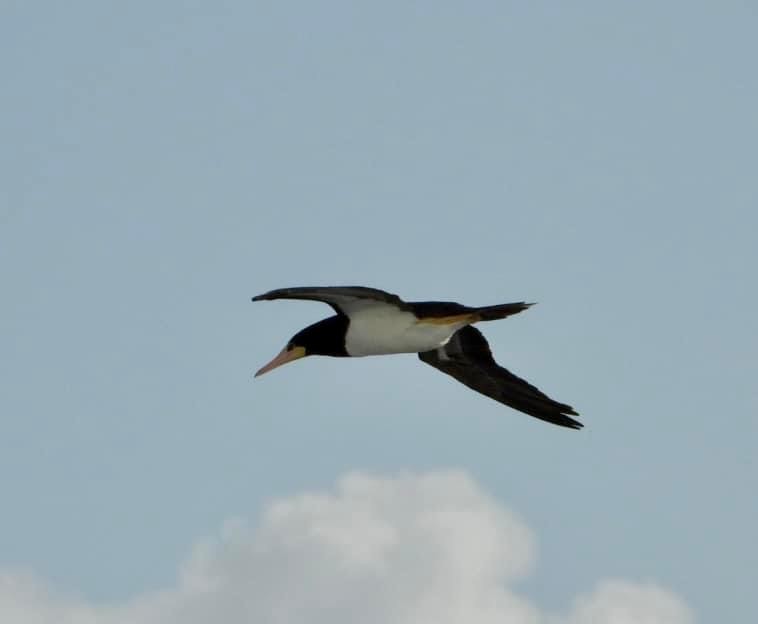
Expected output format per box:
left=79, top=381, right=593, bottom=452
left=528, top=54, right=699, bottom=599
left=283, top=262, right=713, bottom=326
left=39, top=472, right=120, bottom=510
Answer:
left=252, top=286, right=582, bottom=429
left=345, top=306, right=469, bottom=356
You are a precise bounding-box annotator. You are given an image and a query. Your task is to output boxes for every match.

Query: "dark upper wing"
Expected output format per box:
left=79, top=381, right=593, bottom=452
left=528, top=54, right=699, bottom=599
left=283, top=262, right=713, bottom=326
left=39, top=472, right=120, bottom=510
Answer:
left=252, top=286, right=409, bottom=316
left=418, top=326, right=582, bottom=429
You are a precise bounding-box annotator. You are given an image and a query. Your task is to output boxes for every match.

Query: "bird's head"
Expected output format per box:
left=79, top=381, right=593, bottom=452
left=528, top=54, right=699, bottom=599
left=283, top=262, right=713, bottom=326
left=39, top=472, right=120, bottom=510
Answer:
left=254, top=316, right=348, bottom=377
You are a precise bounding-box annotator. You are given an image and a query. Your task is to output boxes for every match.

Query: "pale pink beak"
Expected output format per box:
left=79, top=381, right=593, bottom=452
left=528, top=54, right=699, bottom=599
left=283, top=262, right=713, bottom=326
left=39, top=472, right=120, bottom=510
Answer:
left=254, top=346, right=306, bottom=377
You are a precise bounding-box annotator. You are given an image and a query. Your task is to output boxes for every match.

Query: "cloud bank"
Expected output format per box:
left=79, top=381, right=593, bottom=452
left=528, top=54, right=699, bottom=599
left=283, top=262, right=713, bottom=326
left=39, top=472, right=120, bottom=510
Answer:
left=0, top=471, right=693, bottom=624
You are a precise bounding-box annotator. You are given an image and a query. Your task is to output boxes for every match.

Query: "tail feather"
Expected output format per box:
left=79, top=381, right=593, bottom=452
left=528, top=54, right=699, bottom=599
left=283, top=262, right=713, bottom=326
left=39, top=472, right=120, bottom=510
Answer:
left=475, top=302, right=534, bottom=321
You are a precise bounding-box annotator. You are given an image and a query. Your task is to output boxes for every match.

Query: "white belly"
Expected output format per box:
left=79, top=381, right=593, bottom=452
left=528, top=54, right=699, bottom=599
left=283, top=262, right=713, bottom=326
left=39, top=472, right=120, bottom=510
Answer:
left=344, top=308, right=467, bottom=356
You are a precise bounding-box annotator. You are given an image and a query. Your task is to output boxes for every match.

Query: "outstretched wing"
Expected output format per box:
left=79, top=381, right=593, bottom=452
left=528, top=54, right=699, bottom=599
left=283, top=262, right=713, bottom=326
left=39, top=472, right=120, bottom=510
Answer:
left=252, top=286, right=410, bottom=316
left=418, top=326, right=582, bottom=429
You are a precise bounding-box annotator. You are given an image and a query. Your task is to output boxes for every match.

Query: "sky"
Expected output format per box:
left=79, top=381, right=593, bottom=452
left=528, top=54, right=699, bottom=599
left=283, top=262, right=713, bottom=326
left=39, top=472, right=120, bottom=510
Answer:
left=1, top=2, right=756, bottom=622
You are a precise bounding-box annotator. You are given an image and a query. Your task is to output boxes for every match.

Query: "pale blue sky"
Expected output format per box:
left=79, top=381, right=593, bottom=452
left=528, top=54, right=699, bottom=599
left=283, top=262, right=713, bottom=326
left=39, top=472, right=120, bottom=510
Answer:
left=2, top=2, right=756, bottom=622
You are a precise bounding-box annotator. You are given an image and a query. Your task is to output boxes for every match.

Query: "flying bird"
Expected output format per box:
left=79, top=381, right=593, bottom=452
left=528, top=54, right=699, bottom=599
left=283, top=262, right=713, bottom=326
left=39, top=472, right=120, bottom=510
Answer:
left=252, top=286, right=582, bottom=429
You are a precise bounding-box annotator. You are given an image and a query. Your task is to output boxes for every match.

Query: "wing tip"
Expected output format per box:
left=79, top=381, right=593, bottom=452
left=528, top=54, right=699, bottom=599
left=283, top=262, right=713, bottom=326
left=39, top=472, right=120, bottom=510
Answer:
left=553, top=403, right=583, bottom=429
left=252, top=290, right=279, bottom=302
left=555, top=410, right=583, bottom=430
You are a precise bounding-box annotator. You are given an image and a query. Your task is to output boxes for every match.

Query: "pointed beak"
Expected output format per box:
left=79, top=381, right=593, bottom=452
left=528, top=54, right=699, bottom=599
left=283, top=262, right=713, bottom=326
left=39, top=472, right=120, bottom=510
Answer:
left=254, top=346, right=306, bottom=377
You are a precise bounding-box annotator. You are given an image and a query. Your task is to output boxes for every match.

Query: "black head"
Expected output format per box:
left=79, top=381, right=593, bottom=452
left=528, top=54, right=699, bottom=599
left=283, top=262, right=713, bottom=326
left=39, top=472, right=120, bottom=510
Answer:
left=289, top=315, right=349, bottom=357
left=255, top=315, right=348, bottom=377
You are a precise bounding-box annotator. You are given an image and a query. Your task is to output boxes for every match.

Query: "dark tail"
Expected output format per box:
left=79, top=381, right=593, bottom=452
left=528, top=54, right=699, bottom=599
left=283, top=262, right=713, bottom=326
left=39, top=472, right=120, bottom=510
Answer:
left=474, top=302, right=534, bottom=321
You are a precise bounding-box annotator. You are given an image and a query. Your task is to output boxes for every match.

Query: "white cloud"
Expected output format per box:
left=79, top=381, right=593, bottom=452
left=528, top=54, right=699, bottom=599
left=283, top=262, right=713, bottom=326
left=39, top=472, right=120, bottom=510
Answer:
left=564, top=580, right=694, bottom=624
left=0, top=471, right=693, bottom=624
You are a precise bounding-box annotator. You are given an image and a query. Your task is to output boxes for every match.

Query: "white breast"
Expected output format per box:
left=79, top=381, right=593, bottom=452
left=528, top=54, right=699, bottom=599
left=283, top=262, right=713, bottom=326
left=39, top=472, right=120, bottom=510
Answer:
left=344, top=307, right=467, bottom=356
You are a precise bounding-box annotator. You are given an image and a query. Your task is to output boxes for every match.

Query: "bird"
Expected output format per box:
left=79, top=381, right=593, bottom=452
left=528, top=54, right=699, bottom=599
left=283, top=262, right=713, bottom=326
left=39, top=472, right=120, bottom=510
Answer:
left=251, top=286, right=582, bottom=429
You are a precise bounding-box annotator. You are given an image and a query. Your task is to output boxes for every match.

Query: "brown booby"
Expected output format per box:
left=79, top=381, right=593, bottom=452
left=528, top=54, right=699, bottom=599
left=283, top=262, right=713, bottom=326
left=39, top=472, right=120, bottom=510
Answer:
left=252, top=286, right=582, bottom=429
